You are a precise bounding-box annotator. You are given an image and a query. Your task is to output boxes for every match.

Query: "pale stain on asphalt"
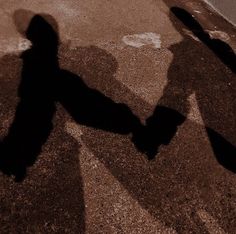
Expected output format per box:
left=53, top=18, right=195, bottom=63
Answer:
left=122, top=32, right=162, bottom=49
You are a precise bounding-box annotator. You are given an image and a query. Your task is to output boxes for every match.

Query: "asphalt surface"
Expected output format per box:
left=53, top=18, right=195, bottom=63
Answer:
left=0, top=0, right=235, bottom=233
left=205, top=0, right=236, bottom=26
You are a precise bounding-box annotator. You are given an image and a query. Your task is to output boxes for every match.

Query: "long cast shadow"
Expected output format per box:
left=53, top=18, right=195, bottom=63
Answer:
left=0, top=14, right=58, bottom=181
left=0, top=11, right=86, bottom=233
left=0, top=12, right=141, bottom=181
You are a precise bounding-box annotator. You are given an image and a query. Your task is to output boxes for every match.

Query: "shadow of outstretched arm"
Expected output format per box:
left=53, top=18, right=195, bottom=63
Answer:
left=57, top=69, right=142, bottom=135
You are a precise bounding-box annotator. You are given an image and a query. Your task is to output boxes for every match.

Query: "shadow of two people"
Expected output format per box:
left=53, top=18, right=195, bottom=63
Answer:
left=0, top=7, right=235, bottom=182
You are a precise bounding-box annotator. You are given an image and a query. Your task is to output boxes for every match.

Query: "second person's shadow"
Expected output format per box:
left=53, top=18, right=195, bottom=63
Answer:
left=133, top=7, right=236, bottom=172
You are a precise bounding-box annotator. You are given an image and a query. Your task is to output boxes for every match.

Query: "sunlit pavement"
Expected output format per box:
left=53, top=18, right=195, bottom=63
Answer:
left=0, top=0, right=235, bottom=233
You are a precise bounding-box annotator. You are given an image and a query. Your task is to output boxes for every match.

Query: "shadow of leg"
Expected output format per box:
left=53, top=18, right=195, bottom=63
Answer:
left=0, top=99, right=55, bottom=181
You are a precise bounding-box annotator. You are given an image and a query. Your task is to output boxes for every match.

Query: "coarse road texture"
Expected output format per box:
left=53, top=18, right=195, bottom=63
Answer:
left=0, top=0, right=235, bottom=233
left=204, top=0, right=236, bottom=26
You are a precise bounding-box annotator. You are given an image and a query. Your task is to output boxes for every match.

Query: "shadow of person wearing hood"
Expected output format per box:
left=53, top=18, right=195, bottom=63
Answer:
left=0, top=12, right=141, bottom=182
left=0, top=14, right=58, bottom=181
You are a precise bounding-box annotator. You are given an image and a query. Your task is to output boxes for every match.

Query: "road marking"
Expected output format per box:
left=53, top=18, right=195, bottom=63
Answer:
left=122, top=32, right=161, bottom=49
left=197, top=210, right=226, bottom=234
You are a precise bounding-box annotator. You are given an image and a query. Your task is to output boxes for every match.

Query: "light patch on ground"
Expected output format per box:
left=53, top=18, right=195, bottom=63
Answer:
left=0, top=37, right=31, bottom=54
left=194, top=10, right=202, bottom=14
left=187, top=93, right=204, bottom=125
left=65, top=121, right=83, bottom=140
left=206, top=30, right=230, bottom=41
left=65, top=121, right=100, bottom=170
left=197, top=210, right=226, bottom=234
left=122, top=32, right=161, bottom=49
left=65, top=121, right=177, bottom=233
